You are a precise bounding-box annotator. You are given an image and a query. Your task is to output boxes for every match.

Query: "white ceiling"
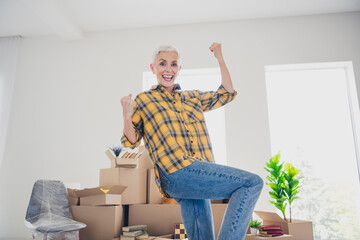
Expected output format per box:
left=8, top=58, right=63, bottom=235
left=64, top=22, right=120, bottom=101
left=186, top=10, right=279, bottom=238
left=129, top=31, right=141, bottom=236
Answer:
left=1, top=0, right=360, bottom=40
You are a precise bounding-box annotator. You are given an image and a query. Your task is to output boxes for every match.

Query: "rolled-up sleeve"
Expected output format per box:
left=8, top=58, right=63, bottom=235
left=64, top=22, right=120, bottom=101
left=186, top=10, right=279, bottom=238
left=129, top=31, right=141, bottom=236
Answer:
left=197, top=84, right=237, bottom=112
left=121, top=100, right=144, bottom=149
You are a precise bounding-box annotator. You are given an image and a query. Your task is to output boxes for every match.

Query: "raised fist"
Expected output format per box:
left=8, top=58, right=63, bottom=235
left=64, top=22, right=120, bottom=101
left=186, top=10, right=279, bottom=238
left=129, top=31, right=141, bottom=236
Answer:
left=209, top=42, right=223, bottom=60
left=120, top=94, right=134, bottom=120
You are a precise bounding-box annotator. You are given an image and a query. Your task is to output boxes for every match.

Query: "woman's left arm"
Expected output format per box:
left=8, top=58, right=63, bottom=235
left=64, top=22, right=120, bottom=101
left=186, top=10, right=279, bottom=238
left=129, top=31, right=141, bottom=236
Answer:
left=209, top=42, right=235, bottom=93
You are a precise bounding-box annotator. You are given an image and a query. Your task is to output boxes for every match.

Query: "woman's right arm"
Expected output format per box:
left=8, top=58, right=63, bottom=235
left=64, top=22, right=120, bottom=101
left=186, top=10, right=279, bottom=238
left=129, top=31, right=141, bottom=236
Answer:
left=121, top=94, right=136, bottom=143
left=120, top=94, right=143, bottom=148
left=123, top=117, right=137, bottom=144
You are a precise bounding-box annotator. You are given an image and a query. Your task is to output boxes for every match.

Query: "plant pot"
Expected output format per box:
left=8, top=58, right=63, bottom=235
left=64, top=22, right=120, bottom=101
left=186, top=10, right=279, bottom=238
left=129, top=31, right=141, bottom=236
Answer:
left=250, top=228, right=258, bottom=235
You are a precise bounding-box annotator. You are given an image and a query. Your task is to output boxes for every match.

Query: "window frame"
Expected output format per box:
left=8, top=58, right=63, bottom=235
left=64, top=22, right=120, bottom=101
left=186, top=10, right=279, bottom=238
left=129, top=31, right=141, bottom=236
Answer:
left=265, top=61, right=360, bottom=183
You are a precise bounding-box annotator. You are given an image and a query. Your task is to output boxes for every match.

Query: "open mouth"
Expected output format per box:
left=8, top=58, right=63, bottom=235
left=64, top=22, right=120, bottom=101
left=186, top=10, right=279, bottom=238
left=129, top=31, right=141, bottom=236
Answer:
left=162, top=75, right=174, bottom=82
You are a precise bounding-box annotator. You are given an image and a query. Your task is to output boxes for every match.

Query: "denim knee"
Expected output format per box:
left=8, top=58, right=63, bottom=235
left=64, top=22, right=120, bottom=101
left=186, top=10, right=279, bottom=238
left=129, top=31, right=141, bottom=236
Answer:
left=252, top=174, right=264, bottom=190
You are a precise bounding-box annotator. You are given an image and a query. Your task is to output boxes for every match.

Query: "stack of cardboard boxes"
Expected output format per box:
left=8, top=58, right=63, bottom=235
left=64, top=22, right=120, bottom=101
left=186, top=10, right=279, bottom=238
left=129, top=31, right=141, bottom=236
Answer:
left=69, top=146, right=229, bottom=240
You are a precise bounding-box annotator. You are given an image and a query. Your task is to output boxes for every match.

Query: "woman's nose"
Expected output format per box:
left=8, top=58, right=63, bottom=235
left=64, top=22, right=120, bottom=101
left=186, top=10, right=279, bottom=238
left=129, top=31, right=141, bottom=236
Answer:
left=165, top=65, right=172, bottom=72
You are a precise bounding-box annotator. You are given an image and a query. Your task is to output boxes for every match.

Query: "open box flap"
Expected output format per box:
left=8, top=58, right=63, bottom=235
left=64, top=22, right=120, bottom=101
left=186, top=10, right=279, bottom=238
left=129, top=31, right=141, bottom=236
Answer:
left=105, top=149, right=116, bottom=160
left=106, top=185, right=127, bottom=194
left=76, top=185, right=127, bottom=197
left=254, top=211, right=286, bottom=223
left=67, top=188, right=79, bottom=198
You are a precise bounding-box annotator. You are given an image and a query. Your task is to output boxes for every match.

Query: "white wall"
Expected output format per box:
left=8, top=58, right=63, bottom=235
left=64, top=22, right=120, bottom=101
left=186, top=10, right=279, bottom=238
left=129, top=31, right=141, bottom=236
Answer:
left=1, top=12, right=359, bottom=238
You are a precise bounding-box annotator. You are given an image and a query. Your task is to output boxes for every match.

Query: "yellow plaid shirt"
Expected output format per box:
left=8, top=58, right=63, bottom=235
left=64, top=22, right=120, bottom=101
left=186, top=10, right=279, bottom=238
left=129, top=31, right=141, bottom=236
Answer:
left=121, top=84, right=237, bottom=198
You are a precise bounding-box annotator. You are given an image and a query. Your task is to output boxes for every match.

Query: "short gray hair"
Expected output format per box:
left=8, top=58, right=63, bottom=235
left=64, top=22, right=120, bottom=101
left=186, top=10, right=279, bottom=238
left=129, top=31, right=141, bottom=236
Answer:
left=152, top=45, right=180, bottom=64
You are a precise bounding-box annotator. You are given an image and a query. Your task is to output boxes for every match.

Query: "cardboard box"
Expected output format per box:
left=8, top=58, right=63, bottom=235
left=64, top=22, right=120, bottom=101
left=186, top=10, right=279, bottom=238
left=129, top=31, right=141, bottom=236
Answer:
left=129, top=203, right=227, bottom=238
left=254, top=211, right=313, bottom=240
left=210, top=199, right=224, bottom=204
left=245, top=234, right=294, bottom=240
left=75, top=185, right=127, bottom=206
left=212, top=203, right=228, bottom=238
left=71, top=205, right=124, bottom=240
left=106, top=145, right=153, bottom=169
left=106, top=149, right=139, bottom=168
left=99, top=168, right=147, bottom=204
left=147, top=169, right=163, bottom=204
left=138, top=145, right=154, bottom=169
left=67, top=188, right=79, bottom=205
left=129, top=204, right=181, bottom=236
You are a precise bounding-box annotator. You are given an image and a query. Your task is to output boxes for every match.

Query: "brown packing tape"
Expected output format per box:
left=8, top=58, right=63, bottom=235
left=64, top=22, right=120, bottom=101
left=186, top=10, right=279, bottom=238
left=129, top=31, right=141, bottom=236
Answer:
left=122, top=152, right=130, bottom=158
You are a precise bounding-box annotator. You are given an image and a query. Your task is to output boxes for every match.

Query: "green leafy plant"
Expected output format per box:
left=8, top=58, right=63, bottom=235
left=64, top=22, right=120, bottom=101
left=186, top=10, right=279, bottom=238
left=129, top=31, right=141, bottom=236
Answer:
left=265, top=152, right=303, bottom=223
left=249, top=219, right=262, bottom=229
left=283, top=163, right=303, bottom=222
left=265, top=153, right=287, bottom=221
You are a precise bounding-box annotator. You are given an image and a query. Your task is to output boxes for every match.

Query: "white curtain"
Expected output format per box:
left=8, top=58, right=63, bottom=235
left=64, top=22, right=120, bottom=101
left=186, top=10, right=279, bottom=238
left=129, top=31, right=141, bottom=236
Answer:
left=0, top=36, right=21, bottom=169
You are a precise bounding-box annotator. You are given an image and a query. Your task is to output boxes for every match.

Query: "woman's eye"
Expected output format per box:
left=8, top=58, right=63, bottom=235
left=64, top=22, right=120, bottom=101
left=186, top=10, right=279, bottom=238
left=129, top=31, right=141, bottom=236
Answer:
left=160, top=62, right=166, bottom=66
left=172, top=63, right=178, bottom=67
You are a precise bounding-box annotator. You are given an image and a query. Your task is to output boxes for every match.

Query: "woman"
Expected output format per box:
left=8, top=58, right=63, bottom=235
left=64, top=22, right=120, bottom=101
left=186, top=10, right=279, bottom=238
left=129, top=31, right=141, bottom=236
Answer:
left=120, top=43, right=263, bottom=240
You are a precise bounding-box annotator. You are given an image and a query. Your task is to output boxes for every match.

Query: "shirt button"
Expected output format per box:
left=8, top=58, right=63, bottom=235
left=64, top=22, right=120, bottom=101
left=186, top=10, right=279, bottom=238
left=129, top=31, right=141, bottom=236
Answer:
left=190, top=140, right=193, bottom=143
left=192, top=152, right=195, bottom=155
left=173, top=101, right=176, bottom=104
left=177, top=110, right=180, bottom=113
left=186, top=130, right=189, bottom=133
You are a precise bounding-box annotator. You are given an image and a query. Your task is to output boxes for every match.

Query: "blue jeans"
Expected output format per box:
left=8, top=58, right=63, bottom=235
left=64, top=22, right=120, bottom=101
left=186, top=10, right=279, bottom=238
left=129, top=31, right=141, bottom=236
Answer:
left=158, top=160, right=263, bottom=240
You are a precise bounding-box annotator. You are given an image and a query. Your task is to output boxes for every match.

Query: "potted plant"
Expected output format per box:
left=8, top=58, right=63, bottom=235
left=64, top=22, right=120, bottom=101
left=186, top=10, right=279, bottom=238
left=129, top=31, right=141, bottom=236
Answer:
left=109, top=145, right=123, bottom=157
left=261, top=153, right=313, bottom=239
left=249, top=219, right=262, bottom=235
left=264, top=152, right=303, bottom=222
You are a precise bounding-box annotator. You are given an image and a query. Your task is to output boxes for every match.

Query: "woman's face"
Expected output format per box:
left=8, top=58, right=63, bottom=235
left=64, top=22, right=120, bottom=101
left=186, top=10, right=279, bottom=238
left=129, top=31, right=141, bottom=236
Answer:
left=150, top=51, right=181, bottom=91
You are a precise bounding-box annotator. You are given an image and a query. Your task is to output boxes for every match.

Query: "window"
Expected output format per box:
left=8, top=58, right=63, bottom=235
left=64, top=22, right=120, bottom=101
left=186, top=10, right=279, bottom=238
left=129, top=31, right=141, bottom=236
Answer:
left=265, top=62, right=360, bottom=239
left=143, top=68, right=227, bottom=165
